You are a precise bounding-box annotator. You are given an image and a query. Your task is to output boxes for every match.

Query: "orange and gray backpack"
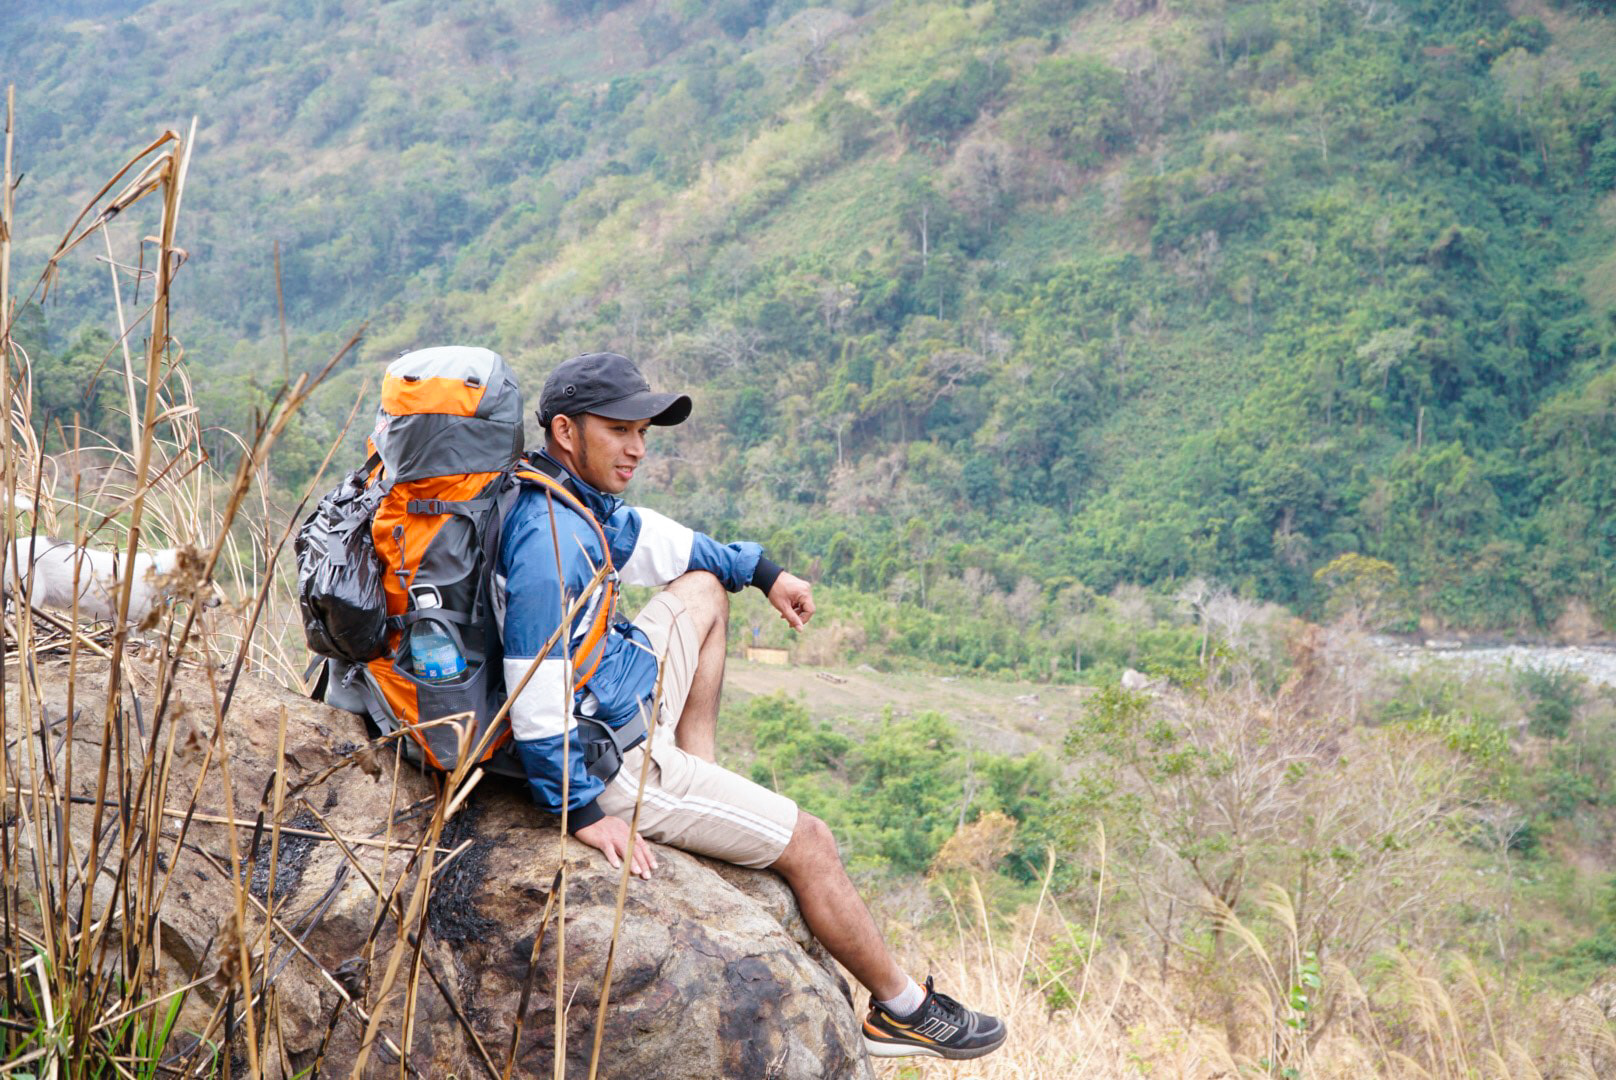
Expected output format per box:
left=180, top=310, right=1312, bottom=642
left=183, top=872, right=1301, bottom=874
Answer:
left=298, top=345, right=619, bottom=776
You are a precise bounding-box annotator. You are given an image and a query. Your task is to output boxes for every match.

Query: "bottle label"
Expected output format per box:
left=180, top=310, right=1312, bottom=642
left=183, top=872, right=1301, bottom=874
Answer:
left=412, top=628, right=466, bottom=682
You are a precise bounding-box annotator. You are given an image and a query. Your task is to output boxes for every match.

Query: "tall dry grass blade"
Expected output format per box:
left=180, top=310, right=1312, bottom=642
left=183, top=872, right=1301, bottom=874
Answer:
left=344, top=786, right=453, bottom=1076
left=206, top=667, right=263, bottom=1077
left=1015, top=845, right=1056, bottom=991
left=1457, top=953, right=1501, bottom=1064
left=968, top=874, right=1004, bottom=1016
left=587, top=659, right=671, bottom=1080
left=1503, top=1038, right=1544, bottom=1080
left=1072, top=821, right=1105, bottom=1019
left=100, top=224, right=142, bottom=453
left=543, top=487, right=576, bottom=1080
left=502, top=867, right=565, bottom=1080
left=66, top=129, right=191, bottom=1051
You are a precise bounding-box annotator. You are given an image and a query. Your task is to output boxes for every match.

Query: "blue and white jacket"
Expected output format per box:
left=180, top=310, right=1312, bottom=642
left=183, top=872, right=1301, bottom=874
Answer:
left=499, top=450, right=775, bottom=831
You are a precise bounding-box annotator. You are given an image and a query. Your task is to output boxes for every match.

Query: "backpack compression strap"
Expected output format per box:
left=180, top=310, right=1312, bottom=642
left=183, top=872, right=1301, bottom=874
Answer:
left=509, top=468, right=618, bottom=695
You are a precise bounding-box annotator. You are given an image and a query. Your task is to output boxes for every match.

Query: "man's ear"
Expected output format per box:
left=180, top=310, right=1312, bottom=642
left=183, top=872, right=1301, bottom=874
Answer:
left=549, top=414, right=577, bottom=454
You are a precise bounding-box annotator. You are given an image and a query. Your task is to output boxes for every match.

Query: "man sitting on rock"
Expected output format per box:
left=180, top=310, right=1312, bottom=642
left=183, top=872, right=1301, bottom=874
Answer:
left=500, top=351, right=1007, bottom=1062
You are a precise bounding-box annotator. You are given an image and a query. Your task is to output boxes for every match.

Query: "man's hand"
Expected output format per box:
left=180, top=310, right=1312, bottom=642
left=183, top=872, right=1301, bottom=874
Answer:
left=574, top=815, right=658, bottom=880
left=767, top=571, right=815, bottom=630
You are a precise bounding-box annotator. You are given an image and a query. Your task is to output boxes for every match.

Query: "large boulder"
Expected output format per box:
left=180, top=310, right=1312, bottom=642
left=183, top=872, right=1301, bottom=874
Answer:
left=10, top=655, right=873, bottom=1079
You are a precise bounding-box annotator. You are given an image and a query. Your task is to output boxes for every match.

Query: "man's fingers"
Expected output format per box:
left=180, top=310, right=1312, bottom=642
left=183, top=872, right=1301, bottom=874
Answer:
left=773, top=593, right=803, bottom=629
left=623, top=832, right=656, bottom=878
left=632, top=837, right=653, bottom=878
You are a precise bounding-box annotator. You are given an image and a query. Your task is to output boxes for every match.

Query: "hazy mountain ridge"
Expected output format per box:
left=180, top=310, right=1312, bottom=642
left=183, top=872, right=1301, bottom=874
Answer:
left=7, top=0, right=1616, bottom=665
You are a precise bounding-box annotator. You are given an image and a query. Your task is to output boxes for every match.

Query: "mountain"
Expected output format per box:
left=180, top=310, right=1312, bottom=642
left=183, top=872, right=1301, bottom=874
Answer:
left=5, top=0, right=1616, bottom=663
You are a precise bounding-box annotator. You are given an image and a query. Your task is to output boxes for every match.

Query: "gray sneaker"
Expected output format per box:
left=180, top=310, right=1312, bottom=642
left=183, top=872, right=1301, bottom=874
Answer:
left=862, top=977, right=1008, bottom=1060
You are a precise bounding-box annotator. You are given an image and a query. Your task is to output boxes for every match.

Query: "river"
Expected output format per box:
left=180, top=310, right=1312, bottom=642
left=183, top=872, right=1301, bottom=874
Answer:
left=1372, top=638, right=1616, bottom=687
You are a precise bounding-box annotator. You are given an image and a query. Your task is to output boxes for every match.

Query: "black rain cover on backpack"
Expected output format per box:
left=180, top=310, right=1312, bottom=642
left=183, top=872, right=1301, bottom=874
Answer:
left=296, top=465, right=389, bottom=665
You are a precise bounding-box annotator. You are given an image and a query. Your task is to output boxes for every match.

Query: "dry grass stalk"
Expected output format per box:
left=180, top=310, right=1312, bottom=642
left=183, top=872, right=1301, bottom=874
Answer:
left=586, top=655, right=670, bottom=1080
left=0, top=103, right=393, bottom=1077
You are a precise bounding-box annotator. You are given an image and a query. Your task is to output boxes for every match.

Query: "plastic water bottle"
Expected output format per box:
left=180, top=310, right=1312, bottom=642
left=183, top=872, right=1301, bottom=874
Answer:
left=410, top=622, right=465, bottom=682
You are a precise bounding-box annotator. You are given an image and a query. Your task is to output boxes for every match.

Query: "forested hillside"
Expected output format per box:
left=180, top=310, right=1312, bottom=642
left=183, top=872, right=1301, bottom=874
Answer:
left=6, top=0, right=1616, bottom=663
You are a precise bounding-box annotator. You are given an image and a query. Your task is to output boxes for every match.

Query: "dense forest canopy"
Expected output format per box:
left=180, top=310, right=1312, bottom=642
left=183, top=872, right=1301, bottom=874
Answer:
left=5, top=0, right=1616, bottom=666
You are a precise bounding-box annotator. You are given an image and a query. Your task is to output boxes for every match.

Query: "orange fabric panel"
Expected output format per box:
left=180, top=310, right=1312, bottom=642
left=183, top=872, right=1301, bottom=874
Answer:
left=365, top=663, right=450, bottom=770
left=366, top=660, right=509, bottom=766
left=381, top=374, right=487, bottom=418
left=372, top=471, right=501, bottom=627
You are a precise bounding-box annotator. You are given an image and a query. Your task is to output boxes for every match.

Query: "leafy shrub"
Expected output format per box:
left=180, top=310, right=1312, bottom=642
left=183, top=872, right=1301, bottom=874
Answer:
left=994, top=0, right=1090, bottom=40
left=898, top=58, right=1010, bottom=145
left=1591, top=137, right=1616, bottom=191
left=1010, top=56, right=1128, bottom=166
left=1516, top=666, right=1584, bottom=739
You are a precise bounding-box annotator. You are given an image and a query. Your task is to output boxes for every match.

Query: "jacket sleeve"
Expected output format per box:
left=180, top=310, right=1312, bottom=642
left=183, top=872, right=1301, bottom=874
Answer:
left=501, top=497, right=608, bottom=831
left=610, top=505, right=762, bottom=592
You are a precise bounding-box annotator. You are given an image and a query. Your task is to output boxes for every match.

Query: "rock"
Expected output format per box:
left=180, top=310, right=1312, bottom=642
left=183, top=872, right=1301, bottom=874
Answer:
left=1120, top=668, right=1152, bottom=691
left=8, top=657, right=873, bottom=1079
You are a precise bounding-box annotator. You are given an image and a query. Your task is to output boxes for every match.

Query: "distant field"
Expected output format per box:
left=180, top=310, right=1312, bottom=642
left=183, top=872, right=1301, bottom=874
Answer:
left=723, top=657, right=1084, bottom=756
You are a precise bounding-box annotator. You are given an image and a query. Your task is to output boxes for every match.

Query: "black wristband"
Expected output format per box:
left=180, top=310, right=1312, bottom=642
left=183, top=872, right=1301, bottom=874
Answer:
left=751, top=556, right=784, bottom=596
left=565, top=799, right=606, bottom=834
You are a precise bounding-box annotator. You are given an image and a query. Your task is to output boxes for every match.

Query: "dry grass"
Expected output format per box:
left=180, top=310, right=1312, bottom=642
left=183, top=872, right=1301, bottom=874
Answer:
left=0, top=99, right=684, bottom=1079
left=0, top=101, right=401, bottom=1077
left=874, top=836, right=1616, bottom=1080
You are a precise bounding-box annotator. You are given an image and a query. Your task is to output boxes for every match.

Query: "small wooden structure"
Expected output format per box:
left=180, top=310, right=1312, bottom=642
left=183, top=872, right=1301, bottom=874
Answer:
left=745, top=646, right=790, bottom=666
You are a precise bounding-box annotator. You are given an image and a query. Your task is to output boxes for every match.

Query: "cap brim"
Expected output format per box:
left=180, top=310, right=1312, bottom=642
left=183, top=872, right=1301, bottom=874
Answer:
left=590, top=390, right=692, bottom=426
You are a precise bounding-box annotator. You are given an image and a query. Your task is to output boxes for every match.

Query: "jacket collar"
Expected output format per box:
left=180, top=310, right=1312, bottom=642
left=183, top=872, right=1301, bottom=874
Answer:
left=532, top=448, right=622, bottom=522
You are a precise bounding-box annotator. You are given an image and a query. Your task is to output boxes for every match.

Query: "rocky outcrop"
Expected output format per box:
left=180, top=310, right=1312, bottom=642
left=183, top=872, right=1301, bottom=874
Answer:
left=10, top=656, right=873, bottom=1079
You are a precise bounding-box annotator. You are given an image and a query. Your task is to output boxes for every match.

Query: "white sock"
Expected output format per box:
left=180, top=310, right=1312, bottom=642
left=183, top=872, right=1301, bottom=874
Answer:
left=876, top=977, right=925, bottom=1018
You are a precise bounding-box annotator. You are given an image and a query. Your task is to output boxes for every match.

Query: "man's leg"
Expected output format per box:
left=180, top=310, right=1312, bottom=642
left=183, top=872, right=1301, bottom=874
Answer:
left=770, top=812, right=907, bottom=1000
left=614, top=580, right=1006, bottom=1058
left=647, top=574, right=906, bottom=995
left=659, top=571, right=727, bottom=762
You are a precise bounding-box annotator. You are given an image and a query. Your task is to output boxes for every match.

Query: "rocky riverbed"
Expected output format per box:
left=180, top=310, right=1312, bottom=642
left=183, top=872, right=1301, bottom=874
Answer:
left=1372, top=638, right=1616, bottom=688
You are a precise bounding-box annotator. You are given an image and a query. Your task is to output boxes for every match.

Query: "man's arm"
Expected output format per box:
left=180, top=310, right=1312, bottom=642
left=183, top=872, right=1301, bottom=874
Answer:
left=611, top=505, right=762, bottom=591
left=501, top=498, right=610, bottom=830
left=611, top=506, right=815, bottom=627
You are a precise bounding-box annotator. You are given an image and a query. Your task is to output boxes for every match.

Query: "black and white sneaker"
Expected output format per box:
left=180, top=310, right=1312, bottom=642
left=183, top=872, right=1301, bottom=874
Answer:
left=862, top=977, right=1007, bottom=1060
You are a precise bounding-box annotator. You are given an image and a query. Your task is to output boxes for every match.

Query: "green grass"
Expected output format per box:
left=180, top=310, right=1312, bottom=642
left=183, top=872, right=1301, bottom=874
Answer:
left=750, top=156, right=914, bottom=263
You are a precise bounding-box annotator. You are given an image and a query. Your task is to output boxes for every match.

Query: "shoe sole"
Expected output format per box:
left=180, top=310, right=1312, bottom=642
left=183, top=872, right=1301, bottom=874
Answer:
left=863, top=1031, right=1008, bottom=1060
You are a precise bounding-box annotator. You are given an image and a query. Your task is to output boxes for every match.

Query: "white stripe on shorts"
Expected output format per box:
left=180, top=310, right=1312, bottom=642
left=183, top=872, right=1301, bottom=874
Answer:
left=615, top=772, right=794, bottom=848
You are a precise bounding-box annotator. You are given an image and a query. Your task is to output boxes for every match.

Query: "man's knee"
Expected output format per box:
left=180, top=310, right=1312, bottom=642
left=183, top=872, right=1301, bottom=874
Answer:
left=773, top=811, right=838, bottom=875
left=667, top=570, right=727, bottom=622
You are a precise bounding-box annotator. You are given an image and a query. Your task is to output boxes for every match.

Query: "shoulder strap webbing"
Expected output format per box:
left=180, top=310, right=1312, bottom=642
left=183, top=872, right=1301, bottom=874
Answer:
left=508, top=467, right=618, bottom=694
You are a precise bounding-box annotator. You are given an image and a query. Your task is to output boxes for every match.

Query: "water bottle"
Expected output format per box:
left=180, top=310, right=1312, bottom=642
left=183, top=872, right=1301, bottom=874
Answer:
left=410, top=621, right=466, bottom=682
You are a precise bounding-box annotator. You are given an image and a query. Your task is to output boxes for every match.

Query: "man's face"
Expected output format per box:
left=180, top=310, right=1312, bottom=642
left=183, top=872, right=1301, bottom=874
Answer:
left=556, top=413, right=652, bottom=495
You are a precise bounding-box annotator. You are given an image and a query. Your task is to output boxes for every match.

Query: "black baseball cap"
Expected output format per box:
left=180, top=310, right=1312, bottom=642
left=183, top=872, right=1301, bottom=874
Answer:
left=537, top=352, right=692, bottom=428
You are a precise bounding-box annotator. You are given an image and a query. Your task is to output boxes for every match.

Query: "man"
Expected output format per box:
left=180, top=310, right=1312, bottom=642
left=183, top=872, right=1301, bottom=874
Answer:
left=499, top=352, right=1007, bottom=1062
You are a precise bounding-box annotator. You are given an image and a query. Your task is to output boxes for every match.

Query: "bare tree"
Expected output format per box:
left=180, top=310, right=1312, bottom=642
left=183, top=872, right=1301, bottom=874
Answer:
left=946, top=135, right=1018, bottom=236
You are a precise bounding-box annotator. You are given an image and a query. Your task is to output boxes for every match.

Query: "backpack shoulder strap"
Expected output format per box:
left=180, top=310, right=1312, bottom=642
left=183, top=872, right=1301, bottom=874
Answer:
left=505, top=467, right=618, bottom=693
left=510, top=467, right=612, bottom=565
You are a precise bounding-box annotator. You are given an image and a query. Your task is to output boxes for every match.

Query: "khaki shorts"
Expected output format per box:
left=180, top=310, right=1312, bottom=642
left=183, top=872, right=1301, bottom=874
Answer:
left=593, top=591, right=799, bottom=869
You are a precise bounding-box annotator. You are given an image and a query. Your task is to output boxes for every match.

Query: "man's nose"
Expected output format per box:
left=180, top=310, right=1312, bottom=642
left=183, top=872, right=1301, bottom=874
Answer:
left=627, top=432, right=645, bottom=459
